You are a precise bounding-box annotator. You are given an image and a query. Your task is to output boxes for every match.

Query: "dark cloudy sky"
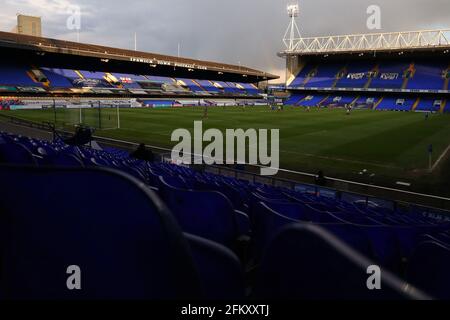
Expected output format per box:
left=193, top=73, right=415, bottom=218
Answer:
left=0, top=0, right=449, bottom=80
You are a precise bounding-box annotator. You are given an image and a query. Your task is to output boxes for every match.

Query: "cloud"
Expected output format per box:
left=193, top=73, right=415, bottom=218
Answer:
left=0, top=0, right=449, bottom=83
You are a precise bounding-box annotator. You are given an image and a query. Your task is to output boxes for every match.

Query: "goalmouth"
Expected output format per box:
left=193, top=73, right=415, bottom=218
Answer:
left=42, top=100, right=124, bottom=131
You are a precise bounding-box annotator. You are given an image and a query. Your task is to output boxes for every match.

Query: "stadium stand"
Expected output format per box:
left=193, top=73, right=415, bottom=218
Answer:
left=111, top=73, right=148, bottom=89
left=298, top=95, right=328, bottom=106
left=145, top=75, right=175, bottom=83
left=78, top=70, right=107, bottom=80
left=176, top=78, right=206, bottom=92
left=375, top=97, right=415, bottom=111
left=370, top=61, right=408, bottom=89
left=336, top=61, right=375, bottom=88
left=375, top=97, right=398, bottom=111
left=289, top=63, right=317, bottom=88
left=407, top=60, right=447, bottom=91
left=0, top=64, right=262, bottom=97
left=237, top=82, right=259, bottom=95
left=0, top=62, right=38, bottom=86
left=216, top=81, right=244, bottom=95
left=3, top=68, right=260, bottom=96
left=196, top=80, right=222, bottom=93
left=284, top=94, right=305, bottom=105
left=320, top=95, right=356, bottom=107
left=44, top=68, right=80, bottom=80
left=305, top=62, right=343, bottom=88
left=41, top=68, right=74, bottom=88
left=1, top=130, right=448, bottom=299
left=415, top=98, right=441, bottom=112
left=285, top=57, right=450, bottom=112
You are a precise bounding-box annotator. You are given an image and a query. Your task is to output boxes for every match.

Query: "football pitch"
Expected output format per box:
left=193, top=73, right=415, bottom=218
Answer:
left=6, top=106, right=450, bottom=195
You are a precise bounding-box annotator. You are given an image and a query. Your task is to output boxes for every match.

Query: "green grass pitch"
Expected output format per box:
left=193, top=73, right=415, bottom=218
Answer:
left=5, top=106, right=450, bottom=195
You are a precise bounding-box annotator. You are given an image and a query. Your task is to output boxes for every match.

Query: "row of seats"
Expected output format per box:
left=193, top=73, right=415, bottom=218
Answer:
left=284, top=94, right=446, bottom=112
left=288, top=59, right=450, bottom=91
left=1, top=131, right=449, bottom=299
left=0, top=65, right=260, bottom=97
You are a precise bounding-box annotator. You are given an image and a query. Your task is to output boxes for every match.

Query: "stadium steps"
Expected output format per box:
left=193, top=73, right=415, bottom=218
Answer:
left=364, top=65, right=379, bottom=89
left=440, top=100, right=448, bottom=113
left=318, top=95, right=330, bottom=107
left=296, top=96, right=309, bottom=105
left=192, top=80, right=208, bottom=92
left=332, top=65, right=348, bottom=88
left=401, top=76, right=410, bottom=90
left=350, top=96, right=360, bottom=106
left=75, top=70, right=85, bottom=79
left=412, top=98, right=421, bottom=111
left=26, top=69, right=50, bottom=87
left=302, top=65, right=318, bottom=87
left=331, top=77, right=340, bottom=88
left=402, top=63, right=414, bottom=89
left=444, top=67, right=450, bottom=90
left=25, top=66, right=46, bottom=86
left=104, top=73, right=123, bottom=88
left=373, top=97, right=384, bottom=110
left=249, top=83, right=259, bottom=90
left=289, top=95, right=305, bottom=105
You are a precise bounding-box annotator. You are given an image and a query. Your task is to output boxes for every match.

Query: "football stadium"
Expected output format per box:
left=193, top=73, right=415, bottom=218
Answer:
left=1, top=1, right=450, bottom=306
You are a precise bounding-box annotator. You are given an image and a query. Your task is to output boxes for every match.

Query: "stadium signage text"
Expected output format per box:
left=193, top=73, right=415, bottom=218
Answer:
left=347, top=73, right=365, bottom=80
left=129, top=57, right=208, bottom=70
left=380, top=73, right=399, bottom=80
left=72, top=78, right=104, bottom=88
left=171, top=121, right=279, bottom=176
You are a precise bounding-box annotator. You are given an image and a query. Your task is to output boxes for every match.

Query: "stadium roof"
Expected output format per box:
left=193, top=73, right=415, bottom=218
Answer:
left=279, top=29, right=450, bottom=57
left=0, top=31, right=278, bottom=83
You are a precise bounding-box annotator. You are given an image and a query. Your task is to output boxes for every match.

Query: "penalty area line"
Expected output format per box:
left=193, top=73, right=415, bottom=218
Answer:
left=431, top=142, right=450, bottom=172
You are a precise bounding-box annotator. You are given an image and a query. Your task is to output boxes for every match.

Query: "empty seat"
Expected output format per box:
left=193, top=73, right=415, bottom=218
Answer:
left=253, top=224, right=428, bottom=300
left=0, top=142, right=37, bottom=166
left=185, top=233, right=245, bottom=300
left=0, top=165, right=201, bottom=300
left=407, top=241, right=450, bottom=299
left=251, top=201, right=352, bottom=260
left=159, top=176, right=241, bottom=248
left=49, top=153, right=84, bottom=167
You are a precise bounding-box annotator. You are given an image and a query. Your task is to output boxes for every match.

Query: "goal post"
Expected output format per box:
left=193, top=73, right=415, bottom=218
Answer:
left=49, top=101, right=121, bottom=131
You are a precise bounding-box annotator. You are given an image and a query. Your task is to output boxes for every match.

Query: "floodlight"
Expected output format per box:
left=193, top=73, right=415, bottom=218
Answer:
left=283, top=2, right=302, bottom=51
left=287, top=4, right=299, bottom=18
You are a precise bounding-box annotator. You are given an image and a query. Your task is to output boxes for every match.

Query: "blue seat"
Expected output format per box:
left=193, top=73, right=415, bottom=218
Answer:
left=0, top=165, right=201, bottom=300
left=251, top=201, right=354, bottom=259
left=253, top=224, right=429, bottom=300
left=407, top=241, right=450, bottom=299
left=185, top=233, right=245, bottom=300
left=118, top=163, right=148, bottom=182
left=49, top=153, right=84, bottom=167
left=358, top=226, right=401, bottom=272
left=250, top=201, right=300, bottom=259
left=0, top=142, right=37, bottom=165
left=159, top=176, right=242, bottom=248
left=262, top=201, right=312, bottom=222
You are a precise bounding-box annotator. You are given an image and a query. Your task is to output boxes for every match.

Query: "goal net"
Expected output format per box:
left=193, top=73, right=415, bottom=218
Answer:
left=48, top=102, right=122, bottom=131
